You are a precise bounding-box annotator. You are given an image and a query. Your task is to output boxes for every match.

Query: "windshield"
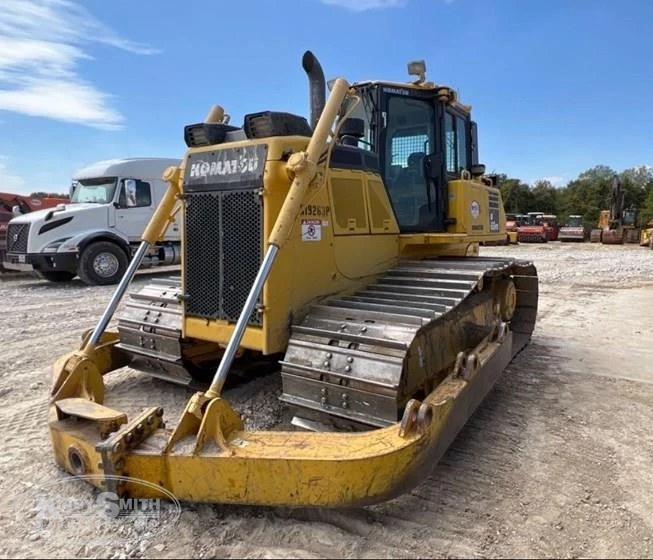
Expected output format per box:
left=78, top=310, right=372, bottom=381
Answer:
left=70, top=177, right=118, bottom=204
left=567, top=216, right=582, bottom=227
left=383, top=96, right=436, bottom=230
left=523, top=215, right=543, bottom=226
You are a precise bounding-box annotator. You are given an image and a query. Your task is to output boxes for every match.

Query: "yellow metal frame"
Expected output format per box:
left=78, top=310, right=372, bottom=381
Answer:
left=47, top=62, right=522, bottom=508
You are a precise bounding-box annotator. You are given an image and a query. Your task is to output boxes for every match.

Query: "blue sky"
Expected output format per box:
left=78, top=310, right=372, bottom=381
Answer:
left=1, top=0, right=651, bottom=194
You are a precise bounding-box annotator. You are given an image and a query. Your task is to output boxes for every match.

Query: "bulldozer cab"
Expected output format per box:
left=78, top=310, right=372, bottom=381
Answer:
left=623, top=208, right=637, bottom=227
left=347, top=79, right=476, bottom=233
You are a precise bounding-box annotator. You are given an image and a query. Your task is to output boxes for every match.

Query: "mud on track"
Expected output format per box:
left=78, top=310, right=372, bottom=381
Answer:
left=1, top=244, right=652, bottom=559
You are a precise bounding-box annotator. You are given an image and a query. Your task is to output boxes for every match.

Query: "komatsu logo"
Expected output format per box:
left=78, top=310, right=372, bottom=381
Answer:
left=189, top=154, right=260, bottom=179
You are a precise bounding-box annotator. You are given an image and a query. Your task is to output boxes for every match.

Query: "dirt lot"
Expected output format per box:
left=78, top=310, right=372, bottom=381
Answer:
left=1, top=242, right=653, bottom=559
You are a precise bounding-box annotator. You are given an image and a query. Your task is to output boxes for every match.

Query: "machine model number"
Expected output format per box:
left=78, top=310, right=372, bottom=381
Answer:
left=301, top=204, right=330, bottom=217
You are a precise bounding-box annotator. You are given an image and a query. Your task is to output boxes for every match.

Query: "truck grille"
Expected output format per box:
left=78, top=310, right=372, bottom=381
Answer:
left=6, top=223, right=30, bottom=253
left=184, top=189, right=263, bottom=325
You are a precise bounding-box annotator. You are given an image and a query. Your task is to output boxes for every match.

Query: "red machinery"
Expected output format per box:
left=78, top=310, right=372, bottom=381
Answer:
left=0, top=192, right=69, bottom=268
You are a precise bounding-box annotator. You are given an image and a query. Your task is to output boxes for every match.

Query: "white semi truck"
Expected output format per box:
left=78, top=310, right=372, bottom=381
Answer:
left=3, top=157, right=182, bottom=285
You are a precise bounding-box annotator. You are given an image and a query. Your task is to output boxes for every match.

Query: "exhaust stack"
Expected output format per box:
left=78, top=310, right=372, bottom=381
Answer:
left=302, top=50, right=326, bottom=129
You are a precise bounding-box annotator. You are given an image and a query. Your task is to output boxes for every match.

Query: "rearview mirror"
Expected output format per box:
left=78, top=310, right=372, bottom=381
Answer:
left=124, top=179, right=137, bottom=207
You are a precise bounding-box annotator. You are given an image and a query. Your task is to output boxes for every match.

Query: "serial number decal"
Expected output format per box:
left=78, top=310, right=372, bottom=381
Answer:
left=300, top=204, right=330, bottom=217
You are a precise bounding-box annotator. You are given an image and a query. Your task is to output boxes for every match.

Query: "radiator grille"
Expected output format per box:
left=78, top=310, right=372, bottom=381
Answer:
left=184, top=189, right=263, bottom=325
left=6, top=223, right=30, bottom=253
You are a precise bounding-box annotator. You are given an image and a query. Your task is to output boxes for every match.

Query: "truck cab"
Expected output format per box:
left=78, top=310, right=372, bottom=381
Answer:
left=3, top=158, right=181, bottom=285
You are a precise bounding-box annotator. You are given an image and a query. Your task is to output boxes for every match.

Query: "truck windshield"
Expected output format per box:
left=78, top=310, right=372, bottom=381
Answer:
left=524, top=215, right=543, bottom=226
left=567, top=216, right=582, bottom=227
left=70, top=177, right=118, bottom=204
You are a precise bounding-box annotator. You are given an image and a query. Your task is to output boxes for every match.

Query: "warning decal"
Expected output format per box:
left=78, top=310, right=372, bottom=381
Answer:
left=301, top=219, right=322, bottom=241
left=470, top=200, right=481, bottom=219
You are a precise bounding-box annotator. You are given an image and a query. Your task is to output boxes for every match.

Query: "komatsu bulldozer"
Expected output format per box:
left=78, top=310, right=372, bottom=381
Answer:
left=48, top=52, right=538, bottom=507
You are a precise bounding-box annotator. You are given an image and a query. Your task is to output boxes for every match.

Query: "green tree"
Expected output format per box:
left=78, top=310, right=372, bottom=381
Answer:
left=640, top=185, right=653, bottom=226
left=559, top=165, right=616, bottom=230
left=30, top=191, right=68, bottom=198
left=530, top=180, right=558, bottom=214
left=495, top=174, right=533, bottom=214
left=618, top=166, right=653, bottom=225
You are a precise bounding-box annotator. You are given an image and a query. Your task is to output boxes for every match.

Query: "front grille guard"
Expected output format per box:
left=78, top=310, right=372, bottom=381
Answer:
left=6, top=223, right=30, bottom=253
left=184, top=189, right=263, bottom=325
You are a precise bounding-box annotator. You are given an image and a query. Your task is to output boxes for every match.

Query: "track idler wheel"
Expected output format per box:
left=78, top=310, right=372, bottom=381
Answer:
left=493, top=278, right=517, bottom=322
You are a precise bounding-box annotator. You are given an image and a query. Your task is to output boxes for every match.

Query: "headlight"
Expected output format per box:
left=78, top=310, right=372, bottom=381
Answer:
left=42, top=237, right=74, bottom=253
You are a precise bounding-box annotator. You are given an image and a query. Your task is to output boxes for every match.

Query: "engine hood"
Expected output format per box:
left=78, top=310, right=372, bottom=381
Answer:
left=9, top=203, right=108, bottom=225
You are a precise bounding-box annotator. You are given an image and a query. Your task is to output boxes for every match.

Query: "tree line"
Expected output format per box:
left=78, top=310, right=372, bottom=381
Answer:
left=495, top=165, right=653, bottom=230
left=30, top=192, right=69, bottom=198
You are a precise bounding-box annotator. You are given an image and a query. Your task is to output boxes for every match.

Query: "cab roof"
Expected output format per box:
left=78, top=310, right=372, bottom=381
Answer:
left=352, top=80, right=472, bottom=113
left=73, top=158, right=180, bottom=180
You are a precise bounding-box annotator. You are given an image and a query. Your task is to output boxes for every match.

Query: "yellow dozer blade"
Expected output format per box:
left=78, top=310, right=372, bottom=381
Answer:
left=50, top=326, right=520, bottom=506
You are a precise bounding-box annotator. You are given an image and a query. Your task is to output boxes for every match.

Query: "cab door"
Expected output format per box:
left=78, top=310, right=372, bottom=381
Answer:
left=379, top=93, right=442, bottom=232
left=113, top=178, right=154, bottom=241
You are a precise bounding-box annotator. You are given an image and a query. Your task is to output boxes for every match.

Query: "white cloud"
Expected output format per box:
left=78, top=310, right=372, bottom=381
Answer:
left=0, top=158, right=26, bottom=192
left=0, top=0, right=158, bottom=130
left=534, top=176, right=566, bottom=188
left=320, top=0, right=408, bottom=11
left=544, top=176, right=566, bottom=187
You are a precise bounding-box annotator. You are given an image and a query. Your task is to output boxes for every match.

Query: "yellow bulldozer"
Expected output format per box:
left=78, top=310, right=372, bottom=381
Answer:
left=640, top=220, right=653, bottom=249
left=48, top=51, right=538, bottom=507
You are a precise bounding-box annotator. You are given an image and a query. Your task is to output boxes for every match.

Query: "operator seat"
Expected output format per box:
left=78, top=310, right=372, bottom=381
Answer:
left=393, top=152, right=426, bottom=226
left=406, top=152, right=425, bottom=179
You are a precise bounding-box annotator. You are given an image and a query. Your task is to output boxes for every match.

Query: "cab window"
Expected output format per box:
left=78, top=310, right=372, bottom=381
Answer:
left=348, top=95, right=375, bottom=151
left=383, top=96, right=435, bottom=230
left=118, top=179, right=152, bottom=208
left=445, top=112, right=469, bottom=174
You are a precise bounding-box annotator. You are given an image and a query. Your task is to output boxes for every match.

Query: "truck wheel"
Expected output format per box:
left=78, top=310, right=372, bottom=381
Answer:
left=78, top=241, right=128, bottom=286
left=37, top=270, right=76, bottom=282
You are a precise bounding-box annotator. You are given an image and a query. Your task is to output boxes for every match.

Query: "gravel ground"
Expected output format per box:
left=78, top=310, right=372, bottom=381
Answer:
left=1, top=242, right=653, bottom=559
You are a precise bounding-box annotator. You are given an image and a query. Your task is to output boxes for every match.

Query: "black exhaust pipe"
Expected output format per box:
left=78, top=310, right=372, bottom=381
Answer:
left=302, top=50, right=326, bottom=130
